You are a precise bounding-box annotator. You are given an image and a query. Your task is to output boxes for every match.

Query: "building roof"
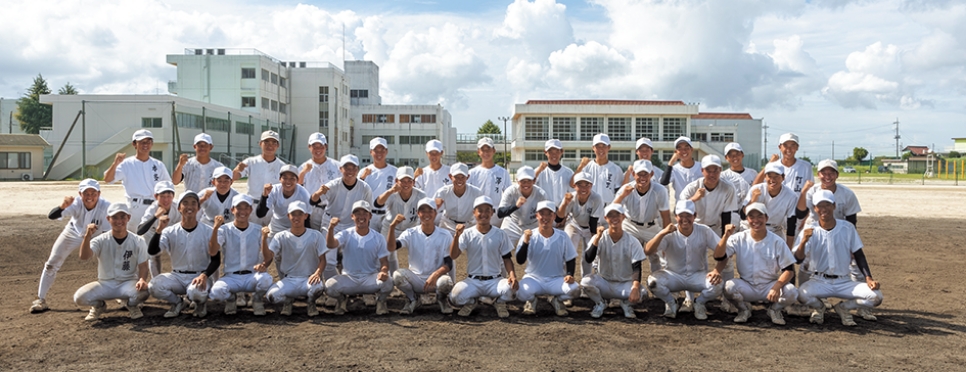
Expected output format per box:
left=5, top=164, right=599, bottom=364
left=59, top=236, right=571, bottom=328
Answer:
left=902, top=145, right=930, bottom=156
left=691, top=112, right=753, bottom=120
left=524, top=99, right=687, bottom=106
left=0, top=134, right=50, bottom=147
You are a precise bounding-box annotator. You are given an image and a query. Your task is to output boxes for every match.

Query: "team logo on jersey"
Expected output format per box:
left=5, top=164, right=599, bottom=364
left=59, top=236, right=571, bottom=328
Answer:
left=495, top=177, right=502, bottom=185
left=122, top=250, right=133, bottom=271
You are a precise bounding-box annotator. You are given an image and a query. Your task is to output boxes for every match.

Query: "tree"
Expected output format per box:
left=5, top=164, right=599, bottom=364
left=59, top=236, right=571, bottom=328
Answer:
left=949, top=151, right=961, bottom=159
left=478, top=120, right=501, bottom=135
left=800, top=156, right=813, bottom=164
left=58, top=82, right=78, bottom=95
left=650, top=154, right=665, bottom=170
left=853, top=147, right=869, bottom=164
left=15, top=74, right=52, bottom=134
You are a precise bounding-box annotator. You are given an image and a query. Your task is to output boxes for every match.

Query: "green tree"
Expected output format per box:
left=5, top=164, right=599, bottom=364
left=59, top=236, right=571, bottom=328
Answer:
left=478, top=120, right=501, bottom=135
left=15, top=74, right=52, bottom=134
left=58, top=82, right=78, bottom=95
left=852, top=147, right=869, bottom=164
left=949, top=151, right=961, bottom=159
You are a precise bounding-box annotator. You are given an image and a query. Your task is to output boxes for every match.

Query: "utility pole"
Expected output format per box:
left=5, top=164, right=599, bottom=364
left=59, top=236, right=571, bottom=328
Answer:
left=894, top=118, right=900, bottom=158
left=498, top=116, right=510, bottom=168
left=762, top=121, right=769, bottom=166
left=832, top=140, right=834, bottom=161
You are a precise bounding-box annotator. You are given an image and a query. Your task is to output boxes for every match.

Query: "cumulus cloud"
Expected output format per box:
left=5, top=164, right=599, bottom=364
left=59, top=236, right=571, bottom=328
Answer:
left=494, top=0, right=574, bottom=61
left=546, top=41, right=630, bottom=93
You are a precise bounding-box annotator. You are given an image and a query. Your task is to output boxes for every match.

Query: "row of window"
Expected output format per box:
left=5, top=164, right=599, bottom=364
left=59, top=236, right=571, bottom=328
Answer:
left=142, top=116, right=281, bottom=135
left=524, top=149, right=678, bottom=164
left=361, top=114, right=436, bottom=124
left=360, top=135, right=440, bottom=146
left=0, top=152, right=30, bottom=169
left=523, top=116, right=686, bottom=142
left=691, top=132, right=736, bottom=142
left=350, top=89, right=368, bottom=98
left=241, top=68, right=287, bottom=88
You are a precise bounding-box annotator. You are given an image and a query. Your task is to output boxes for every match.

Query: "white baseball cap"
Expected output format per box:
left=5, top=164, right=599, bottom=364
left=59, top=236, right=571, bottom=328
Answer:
left=745, top=202, right=768, bottom=216
left=193, top=133, right=213, bottom=145
left=132, top=129, right=153, bottom=142
left=633, top=160, right=653, bottom=174
left=674, top=136, right=693, bottom=148
left=425, top=139, right=443, bottom=153
left=813, top=189, right=835, bottom=205
left=287, top=200, right=309, bottom=214
left=817, top=159, right=838, bottom=172
left=779, top=133, right=799, bottom=145
left=340, top=154, right=360, bottom=167
left=764, top=162, right=785, bottom=175
left=592, top=133, right=610, bottom=146
left=212, top=166, right=232, bottom=179
left=574, top=172, right=593, bottom=185
left=516, top=166, right=536, bottom=181
left=477, top=137, right=495, bottom=149
left=106, top=203, right=130, bottom=217
left=544, top=139, right=563, bottom=151
left=177, top=190, right=200, bottom=206
left=154, top=181, right=175, bottom=194
left=724, top=142, right=744, bottom=155
left=396, top=166, right=415, bottom=180
left=701, top=155, right=722, bottom=169
left=675, top=200, right=696, bottom=216
left=635, top=137, right=653, bottom=150
left=473, top=195, right=494, bottom=209
left=351, top=200, right=372, bottom=213
left=308, top=132, right=327, bottom=146
left=603, top=203, right=626, bottom=216
left=369, top=137, right=388, bottom=150
left=450, top=162, right=469, bottom=177
left=279, top=164, right=299, bottom=177
left=417, top=197, right=436, bottom=211
left=260, top=130, right=280, bottom=142
left=536, top=200, right=556, bottom=213
left=231, top=194, right=254, bottom=208
left=78, top=178, right=100, bottom=193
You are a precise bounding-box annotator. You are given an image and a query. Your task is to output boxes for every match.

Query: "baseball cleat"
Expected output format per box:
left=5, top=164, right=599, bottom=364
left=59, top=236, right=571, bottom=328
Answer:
left=562, top=299, right=573, bottom=307
left=306, top=299, right=319, bottom=317
left=733, top=309, right=751, bottom=323
left=281, top=299, right=293, bottom=316
left=809, top=309, right=824, bottom=324
left=224, top=295, right=238, bottom=315
left=823, top=299, right=833, bottom=310
left=719, top=299, right=738, bottom=314
left=164, top=300, right=185, bottom=318
left=129, top=305, right=143, bottom=320
left=193, top=301, right=207, bottom=318
left=324, top=297, right=338, bottom=307
left=494, top=302, right=510, bottom=318
left=856, top=307, right=877, bottom=321
left=438, top=298, right=454, bottom=314
left=693, top=302, right=708, bottom=320
left=85, top=301, right=106, bottom=321
left=236, top=293, right=249, bottom=308
left=522, top=300, right=537, bottom=315
left=333, top=296, right=347, bottom=315
left=252, top=300, right=266, bottom=316
left=458, top=301, right=476, bottom=317
left=767, top=308, right=785, bottom=325
left=30, top=299, right=49, bottom=313
left=363, top=294, right=377, bottom=306
left=663, top=301, right=678, bottom=319
left=551, top=297, right=568, bottom=317
left=679, top=298, right=694, bottom=313
left=834, top=302, right=857, bottom=326
left=591, top=301, right=606, bottom=319
left=608, top=298, right=621, bottom=308
left=400, top=299, right=417, bottom=315
left=620, top=300, right=636, bottom=319
left=375, top=299, right=389, bottom=315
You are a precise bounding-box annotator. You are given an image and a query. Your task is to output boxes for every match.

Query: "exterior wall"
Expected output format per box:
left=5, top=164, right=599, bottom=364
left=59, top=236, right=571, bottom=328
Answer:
left=345, top=61, right=381, bottom=105
left=954, top=139, right=966, bottom=153
left=691, top=118, right=763, bottom=168
left=287, top=68, right=351, bottom=162
left=351, top=104, right=456, bottom=167
left=0, top=145, right=46, bottom=180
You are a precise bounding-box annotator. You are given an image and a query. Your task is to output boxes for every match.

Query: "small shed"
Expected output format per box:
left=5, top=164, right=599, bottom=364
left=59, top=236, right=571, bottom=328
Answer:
left=0, top=134, right=51, bottom=180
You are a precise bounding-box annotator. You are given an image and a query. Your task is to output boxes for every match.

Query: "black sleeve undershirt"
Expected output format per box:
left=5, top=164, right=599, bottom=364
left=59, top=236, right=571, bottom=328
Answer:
left=204, top=251, right=221, bottom=277
left=846, top=214, right=857, bottom=226
left=631, top=260, right=643, bottom=282
left=795, top=207, right=809, bottom=219
left=588, top=217, right=598, bottom=232
left=786, top=216, right=798, bottom=237
left=148, top=233, right=162, bottom=256
left=137, top=215, right=157, bottom=236
left=501, top=252, right=512, bottom=260
left=584, top=244, right=599, bottom=263
left=659, top=167, right=673, bottom=186
left=720, top=213, right=731, bottom=235
left=256, top=195, right=270, bottom=218
left=781, top=264, right=795, bottom=272
left=565, top=258, right=576, bottom=276
left=853, top=249, right=873, bottom=278
left=48, top=207, right=64, bottom=220
left=738, top=206, right=748, bottom=220
left=516, top=241, right=528, bottom=265
left=497, top=204, right=519, bottom=219
left=442, top=256, right=453, bottom=272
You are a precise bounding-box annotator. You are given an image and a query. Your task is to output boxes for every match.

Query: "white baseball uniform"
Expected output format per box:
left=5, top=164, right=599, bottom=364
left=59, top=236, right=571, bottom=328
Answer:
left=180, top=157, right=224, bottom=193
left=498, top=184, right=550, bottom=247
left=325, top=228, right=394, bottom=298
left=434, top=184, right=484, bottom=233
left=379, top=188, right=427, bottom=274
left=561, top=191, right=604, bottom=278
left=665, top=162, right=704, bottom=202
left=580, top=231, right=647, bottom=303
left=449, top=226, right=515, bottom=306
left=796, top=220, right=882, bottom=312
left=392, top=226, right=455, bottom=301
left=743, top=183, right=798, bottom=237
left=38, top=197, right=111, bottom=301
left=721, top=170, right=751, bottom=230
left=581, top=161, right=624, bottom=206
left=265, top=229, right=328, bottom=303
left=617, top=183, right=670, bottom=244
left=647, top=224, right=723, bottom=306
left=722, top=231, right=798, bottom=310
left=632, top=159, right=664, bottom=182
left=209, top=222, right=273, bottom=302
left=198, top=187, right=239, bottom=228
left=318, top=178, right=373, bottom=279
left=468, top=164, right=511, bottom=226
left=680, top=178, right=737, bottom=233
left=362, top=164, right=398, bottom=232
left=535, top=164, right=574, bottom=205
left=723, top=167, right=757, bottom=190
left=766, top=159, right=814, bottom=193
left=73, top=233, right=150, bottom=309
left=109, top=156, right=171, bottom=231
left=148, top=223, right=216, bottom=305
left=138, top=202, right=182, bottom=277
left=300, top=157, right=342, bottom=229
left=262, top=184, right=312, bottom=234
left=415, top=164, right=452, bottom=201
left=802, top=184, right=862, bottom=224
left=238, top=155, right=286, bottom=225
left=515, top=229, right=580, bottom=302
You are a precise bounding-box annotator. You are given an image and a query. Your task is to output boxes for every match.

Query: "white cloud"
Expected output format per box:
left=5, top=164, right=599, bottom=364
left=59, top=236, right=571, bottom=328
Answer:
left=546, top=41, right=630, bottom=93
left=494, top=0, right=574, bottom=61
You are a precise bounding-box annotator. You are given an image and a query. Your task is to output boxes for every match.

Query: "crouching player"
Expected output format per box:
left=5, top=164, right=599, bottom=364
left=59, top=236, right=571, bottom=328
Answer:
left=264, top=201, right=328, bottom=316
left=580, top=204, right=646, bottom=319
left=448, top=196, right=518, bottom=318
left=325, top=201, right=394, bottom=315
left=515, top=200, right=579, bottom=317
left=387, top=198, right=456, bottom=315
left=208, top=195, right=273, bottom=316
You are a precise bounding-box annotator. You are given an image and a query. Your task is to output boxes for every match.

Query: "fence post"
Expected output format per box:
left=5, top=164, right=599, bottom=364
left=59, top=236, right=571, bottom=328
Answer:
left=889, top=172, right=893, bottom=185
left=858, top=172, right=861, bottom=184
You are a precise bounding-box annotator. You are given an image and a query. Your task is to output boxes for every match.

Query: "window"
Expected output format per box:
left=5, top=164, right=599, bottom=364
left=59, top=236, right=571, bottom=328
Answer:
left=525, top=150, right=543, bottom=161
left=362, top=114, right=376, bottom=123
left=319, top=111, right=329, bottom=128
left=692, top=133, right=708, bottom=142
left=399, top=114, right=411, bottom=123
left=662, top=118, right=685, bottom=141
left=553, top=117, right=575, bottom=141
left=0, top=152, right=30, bottom=169
left=149, top=151, right=163, bottom=161
left=400, top=135, right=435, bottom=145
left=279, top=103, right=287, bottom=114
left=362, top=135, right=395, bottom=145
left=279, top=77, right=286, bottom=88
left=350, top=90, right=368, bottom=98
left=261, top=69, right=270, bottom=82
left=206, top=117, right=230, bottom=132
left=411, top=115, right=421, bottom=123
left=241, top=68, right=256, bottom=79
left=635, top=117, right=656, bottom=139
left=236, top=121, right=254, bottom=135
left=608, top=118, right=631, bottom=141
left=241, top=97, right=256, bottom=107
left=524, top=117, right=549, bottom=141
left=662, top=151, right=673, bottom=162
left=270, top=73, right=278, bottom=85
left=580, top=117, right=602, bottom=141
left=271, top=100, right=278, bottom=112
left=379, top=114, right=393, bottom=123
left=141, top=117, right=162, bottom=128
left=175, top=112, right=203, bottom=129
left=262, top=98, right=270, bottom=109
left=710, top=132, right=735, bottom=142
left=397, top=158, right=421, bottom=167
left=319, top=86, right=329, bottom=103
left=421, top=114, right=436, bottom=123
left=607, top=150, right=632, bottom=163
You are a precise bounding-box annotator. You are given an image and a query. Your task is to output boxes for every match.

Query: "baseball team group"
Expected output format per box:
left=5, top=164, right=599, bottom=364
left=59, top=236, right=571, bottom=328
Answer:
left=28, top=126, right=883, bottom=326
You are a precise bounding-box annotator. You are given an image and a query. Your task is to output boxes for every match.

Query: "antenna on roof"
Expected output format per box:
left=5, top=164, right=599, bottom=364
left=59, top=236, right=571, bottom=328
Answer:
left=342, top=23, right=346, bottom=66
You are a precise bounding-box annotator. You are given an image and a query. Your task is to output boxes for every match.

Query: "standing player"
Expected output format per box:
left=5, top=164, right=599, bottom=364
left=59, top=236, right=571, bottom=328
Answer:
left=497, top=166, right=549, bottom=247
left=173, top=133, right=224, bottom=194
left=722, top=142, right=757, bottom=187
left=73, top=203, right=150, bottom=320
left=623, top=137, right=664, bottom=184
left=645, top=200, right=723, bottom=320
left=580, top=204, right=646, bottom=319
left=298, top=132, right=342, bottom=230
left=756, top=133, right=813, bottom=194
left=136, top=181, right=181, bottom=278
left=741, top=163, right=799, bottom=248
left=311, top=154, right=373, bottom=280
left=375, top=167, right=426, bottom=274
left=325, top=201, right=394, bottom=315
left=613, top=161, right=671, bottom=273
left=103, top=129, right=171, bottom=232
left=30, top=179, right=111, bottom=313
left=659, top=136, right=704, bottom=202
left=534, top=139, right=574, bottom=206
left=264, top=201, right=328, bottom=316
left=448, top=196, right=518, bottom=318
left=198, top=166, right=238, bottom=227
left=434, top=163, right=484, bottom=234
left=257, top=164, right=312, bottom=234
left=680, top=155, right=736, bottom=236
left=468, top=137, right=511, bottom=227
left=208, top=195, right=273, bottom=316
left=557, top=172, right=604, bottom=282
left=515, top=201, right=579, bottom=317
left=573, top=134, right=624, bottom=207
left=387, top=199, right=456, bottom=314
left=360, top=137, right=397, bottom=233
left=414, top=139, right=451, bottom=201
left=233, top=130, right=286, bottom=226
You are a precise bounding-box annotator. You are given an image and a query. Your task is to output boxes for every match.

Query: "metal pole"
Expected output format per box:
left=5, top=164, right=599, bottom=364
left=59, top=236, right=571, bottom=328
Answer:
left=248, top=115, right=253, bottom=155
left=81, top=100, right=86, bottom=179
left=44, top=110, right=83, bottom=180
left=202, top=106, right=207, bottom=133
left=498, top=116, right=510, bottom=168
left=227, top=111, right=231, bottom=161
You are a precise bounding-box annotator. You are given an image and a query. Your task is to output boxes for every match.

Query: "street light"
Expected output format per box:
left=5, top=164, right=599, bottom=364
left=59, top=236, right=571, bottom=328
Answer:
left=498, top=116, right=510, bottom=169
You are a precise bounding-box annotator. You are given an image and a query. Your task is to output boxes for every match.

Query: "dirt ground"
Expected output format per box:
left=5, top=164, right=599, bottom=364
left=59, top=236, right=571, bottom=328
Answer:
left=1, top=183, right=964, bottom=370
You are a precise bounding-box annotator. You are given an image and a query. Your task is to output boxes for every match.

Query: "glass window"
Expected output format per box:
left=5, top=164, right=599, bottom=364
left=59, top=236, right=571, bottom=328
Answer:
left=607, top=150, right=632, bottom=163
left=206, top=117, right=230, bottom=132
left=399, top=114, right=411, bottom=123
left=241, top=97, right=256, bottom=107
left=241, top=68, right=256, bottom=79
left=279, top=77, right=286, bottom=88
left=693, top=133, right=708, bottom=142
left=261, top=98, right=270, bottom=109
left=562, top=150, right=577, bottom=160
left=271, top=100, right=278, bottom=112
left=525, top=117, right=549, bottom=141
left=270, top=73, right=278, bottom=85
left=525, top=150, right=543, bottom=161
left=319, top=86, right=329, bottom=102
left=175, top=112, right=203, bottom=129
left=236, top=121, right=254, bottom=135
left=552, top=117, right=575, bottom=141
left=635, top=117, right=656, bottom=139
left=662, top=118, right=685, bottom=141
left=580, top=117, right=602, bottom=141
left=261, top=69, right=270, bottom=82
left=362, top=135, right=396, bottom=145
left=141, top=117, right=162, bottom=128
left=608, top=117, right=631, bottom=141
left=278, top=103, right=286, bottom=114
left=0, top=152, right=30, bottom=169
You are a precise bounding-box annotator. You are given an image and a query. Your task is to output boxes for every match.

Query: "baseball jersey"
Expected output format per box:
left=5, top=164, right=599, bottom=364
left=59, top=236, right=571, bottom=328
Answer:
left=498, top=184, right=549, bottom=229
left=396, top=226, right=454, bottom=277
left=767, top=159, right=814, bottom=193
left=468, top=164, right=511, bottom=202
left=265, top=184, right=312, bottom=232
left=595, top=231, right=647, bottom=282
left=796, top=220, right=863, bottom=277
left=111, top=156, right=171, bottom=199
left=157, top=223, right=215, bottom=273
left=299, top=158, right=342, bottom=203
left=725, top=230, right=796, bottom=286
left=59, top=197, right=111, bottom=237
left=216, top=222, right=264, bottom=274
left=723, top=167, right=757, bottom=189
left=535, top=165, right=574, bottom=205
left=721, top=170, right=751, bottom=202
left=581, top=161, right=624, bottom=203
left=363, top=164, right=398, bottom=205
left=434, top=184, right=484, bottom=224
left=632, top=159, right=664, bottom=182
left=238, top=155, right=286, bottom=198
left=415, top=164, right=452, bottom=200
left=519, top=229, right=577, bottom=279
left=667, top=162, right=704, bottom=201
left=269, top=229, right=327, bottom=277
left=654, top=223, right=720, bottom=276
left=139, top=202, right=182, bottom=243
left=199, top=187, right=239, bottom=227
left=321, top=178, right=373, bottom=233
left=618, top=183, right=670, bottom=225
left=563, top=191, right=605, bottom=229
left=382, top=189, right=427, bottom=234
left=334, top=228, right=390, bottom=278
left=181, top=157, right=224, bottom=193
left=459, top=226, right=513, bottom=277
left=90, top=233, right=149, bottom=281
left=744, top=183, right=798, bottom=233
left=680, top=178, right=737, bottom=229
left=803, top=184, right=862, bottom=222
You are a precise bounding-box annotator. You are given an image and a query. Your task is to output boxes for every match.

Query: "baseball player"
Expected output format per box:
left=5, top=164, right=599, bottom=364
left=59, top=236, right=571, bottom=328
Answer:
left=659, top=136, right=704, bottom=202
left=580, top=204, right=646, bottom=319
left=325, top=201, right=394, bottom=315
left=534, top=139, right=574, bottom=206
left=72, top=203, right=150, bottom=320
left=497, top=166, right=550, bottom=247
left=30, top=179, right=111, bottom=313
left=414, top=139, right=451, bottom=201
left=623, top=137, right=664, bottom=185
left=360, top=137, right=397, bottom=233
left=755, top=133, right=813, bottom=194
left=173, top=133, right=224, bottom=194
left=147, top=191, right=219, bottom=318
left=515, top=200, right=579, bottom=316
left=714, top=203, right=798, bottom=325
left=468, top=137, right=511, bottom=227
left=613, top=160, right=671, bottom=273
left=136, top=181, right=182, bottom=278
left=740, top=162, right=799, bottom=248
left=310, top=154, right=373, bottom=280
left=264, top=201, right=328, bottom=316
left=557, top=172, right=604, bottom=282
left=434, top=162, right=484, bottom=234
left=375, top=166, right=426, bottom=274
left=448, top=196, right=518, bottom=318
left=207, top=194, right=273, bottom=316
left=387, top=198, right=456, bottom=314
left=256, top=164, right=312, bottom=234
left=233, top=130, right=286, bottom=226
left=298, top=132, right=342, bottom=230
left=721, top=142, right=753, bottom=227
left=794, top=190, right=882, bottom=326
left=572, top=134, right=624, bottom=207
left=103, top=129, right=172, bottom=232
left=197, top=166, right=239, bottom=228
left=645, top=200, right=723, bottom=320
left=679, top=155, right=737, bottom=236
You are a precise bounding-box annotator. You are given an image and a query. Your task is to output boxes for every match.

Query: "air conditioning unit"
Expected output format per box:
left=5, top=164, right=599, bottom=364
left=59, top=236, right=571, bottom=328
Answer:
left=21, top=173, right=33, bottom=181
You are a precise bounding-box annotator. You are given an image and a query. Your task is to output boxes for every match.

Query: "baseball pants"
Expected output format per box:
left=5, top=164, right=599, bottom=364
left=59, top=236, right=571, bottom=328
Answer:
left=648, top=270, right=722, bottom=305
left=516, top=275, right=580, bottom=302
left=325, top=273, right=394, bottom=298
left=38, top=231, right=84, bottom=300
left=580, top=274, right=646, bottom=303
left=798, top=276, right=883, bottom=311
left=502, top=222, right=538, bottom=250
left=449, top=277, right=514, bottom=306
left=209, top=273, right=274, bottom=302
left=564, top=223, right=595, bottom=279
left=724, top=279, right=798, bottom=310
left=265, top=276, right=325, bottom=304
left=622, top=220, right=664, bottom=273
left=74, top=279, right=148, bottom=308
left=392, top=268, right=455, bottom=301
left=439, top=217, right=474, bottom=235
left=125, top=200, right=150, bottom=234
left=317, top=224, right=345, bottom=280
left=148, top=272, right=211, bottom=304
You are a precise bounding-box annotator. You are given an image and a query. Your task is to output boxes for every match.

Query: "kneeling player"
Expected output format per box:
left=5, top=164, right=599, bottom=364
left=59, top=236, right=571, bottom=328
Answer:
left=580, top=204, right=646, bottom=319
left=448, top=196, right=518, bottom=318
left=264, top=201, right=328, bottom=316
left=325, top=201, right=394, bottom=315
left=208, top=195, right=274, bottom=316
left=515, top=200, right=579, bottom=317
left=387, top=198, right=456, bottom=314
